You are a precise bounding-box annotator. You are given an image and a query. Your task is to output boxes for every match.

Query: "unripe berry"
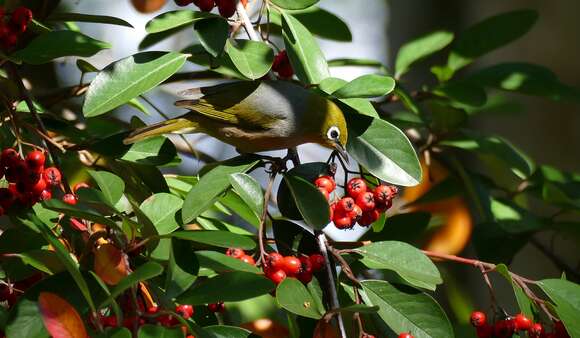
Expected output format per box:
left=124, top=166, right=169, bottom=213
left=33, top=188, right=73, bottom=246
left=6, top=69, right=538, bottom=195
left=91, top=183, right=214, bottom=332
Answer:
left=175, top=304, right=194, bottom=319
left=355, top=191, right=375, bottom=211
left=470, top=311, right=487, bottom=327
left=62, top=193, right=77, bottom=205
left=43, top=167, right=62, bottom=187
left=514, top=313, right=532, bottom=331
left=314, top=175, right=335, bottom=193
left=359, top=209, right=380, bottom=227
left=240, top=254, right=255, bottom=265
left=346, top=177, right=367, bottom=199
left=193, top=0, right=215, bottom=12
left=272, top=50, right=294, bottom=78
left=226, top=248, right=245, bottom=259
left=281, top=256, right=301, bottom=276
left=267, top=269, right=286, bottom=284
left=309, top=254, right=324, bottom=271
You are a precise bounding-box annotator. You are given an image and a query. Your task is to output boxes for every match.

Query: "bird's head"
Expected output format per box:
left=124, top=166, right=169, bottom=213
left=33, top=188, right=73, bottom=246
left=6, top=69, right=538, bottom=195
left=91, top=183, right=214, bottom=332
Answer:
left=316, top=99, right=349, bottom=162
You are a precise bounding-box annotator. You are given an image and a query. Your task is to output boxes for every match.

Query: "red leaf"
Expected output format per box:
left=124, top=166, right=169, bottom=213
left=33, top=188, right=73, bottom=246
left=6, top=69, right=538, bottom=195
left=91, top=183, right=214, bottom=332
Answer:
left=38, top=292, right=88, bottom=338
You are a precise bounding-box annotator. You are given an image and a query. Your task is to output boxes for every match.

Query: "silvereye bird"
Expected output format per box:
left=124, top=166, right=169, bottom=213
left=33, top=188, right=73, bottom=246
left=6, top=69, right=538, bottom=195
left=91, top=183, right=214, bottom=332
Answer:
left=124, top=80, right=348, bottom=159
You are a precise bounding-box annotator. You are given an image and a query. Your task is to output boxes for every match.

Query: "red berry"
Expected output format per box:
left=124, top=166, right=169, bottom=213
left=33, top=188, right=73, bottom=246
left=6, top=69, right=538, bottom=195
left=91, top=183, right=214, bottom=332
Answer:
left=146, top=305, right=159, bottom=314
left=176, top=304, right=194, bottom=319
left=267, top=252, right=284, bottom=271
left=208, top=302, right=225, bottom=313
left=554, top=321, right=570, bottom=338
left=359, top=209, right=380, bottom=227
left=25, top=151, right=45, bottom=171
left=318, top=187, right=330, bottom=200
left=193, top=0, right=215, bottom=11
left=10, top=7, right=32, bottom=31
left=62, top=193, right=77, bottom=205
left=314, top=176, right=335, bottom=193
left=355, top=192, right=375, bottom=211
left=333, top=215, right=354, bottom=229
left=272, top=50, right=294, bottom=78
left=175, top=0, right=193, bottom=5
left=31, top=178, right=47, bottom=196
left=0, top=187, right=15, bottom=209
left=494, top=318, right=516, bottom=338
left=299, top=256, right=312, bottom=274
left=346, top=177, right=367, bottom=199
left=398, top=333, right=413, bottom=338
left=375, top=198, right=393, bottom=212
left=240, top=254, right=255, bottom=265
left=226, top=248, right=245, bottom=259
left=267, top=269, right=286, bottom=284
left=528, top=323, right=545, bottom=338
left=1, top=148, right=20, bottom=167
left=72, top=182, right=90, bottom=193
left=309, top=254, right=324, bottom=271
left=346, top=205, right=361, bottom=225
left=514, top=313, right=532, bottom=331
left=329, top=202, right=335, bottom=220
left=296, top=271, right=312, bottom=284
left=101, top=315, right=117, bottom=327
left=336, top=197, right=355, bottom=214
left=43, top=167, right=62, bottom=186
left=215, top=0, right=236, bottom=17
left=5, top=160, right=26, bottom=182
left=281, top=256, right=301, bottom=276
left=38, top=190, right=52, bottom=201
left=470, top=311, right=487, bottom=327
left=476, top=323, right=493, bottom=338
left=0, top=205, right=4, bottom=216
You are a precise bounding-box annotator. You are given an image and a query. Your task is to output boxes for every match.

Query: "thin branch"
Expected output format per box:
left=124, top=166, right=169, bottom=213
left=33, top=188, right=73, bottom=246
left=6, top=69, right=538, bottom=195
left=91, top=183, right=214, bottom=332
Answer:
left=258, top=173, right=276, bottom=263
left=236, top=1, right=260, bottom=42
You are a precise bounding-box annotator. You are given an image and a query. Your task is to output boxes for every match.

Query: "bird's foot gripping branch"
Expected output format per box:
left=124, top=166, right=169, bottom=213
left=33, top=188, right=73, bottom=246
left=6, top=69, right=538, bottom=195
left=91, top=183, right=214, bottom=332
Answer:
left=1, top=1, right=579, bottom=338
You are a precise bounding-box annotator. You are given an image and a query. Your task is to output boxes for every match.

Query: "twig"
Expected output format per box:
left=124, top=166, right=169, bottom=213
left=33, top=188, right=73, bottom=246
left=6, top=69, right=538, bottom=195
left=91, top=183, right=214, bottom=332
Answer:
left=236, top=1, right=260, bottom=42
left=258, top=173, right=276, bottom=263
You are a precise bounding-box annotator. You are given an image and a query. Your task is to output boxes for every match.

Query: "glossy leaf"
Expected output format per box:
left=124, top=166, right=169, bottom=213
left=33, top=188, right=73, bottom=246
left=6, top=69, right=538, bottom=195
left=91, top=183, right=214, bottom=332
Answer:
left=120, top=136, right=178, bottom=166
left=195, top=18, right=229, bottom=57
left=12, top=31, right=110, bottom=65
left=182, top=158, right=259, bottom=223
left=229, top=173, right=264, bottom=217
left=178, top=272, right=275, bottom=304
left=448, top=10, right=538, bottom=71
left=43, top=198, right=117, bottom=228
left=46, top=13, right=133, bottom=27
left=167, top=230, right=256, bottom=250
left=146, top=10, right=216, bottom=33
left=196, top=251, right=260, bottom=273
left=271, top=0, right=319, bottom=10
left=283, top=174, right=330, bottom=229
left=140, top=193, right=183, bottom=234
left=395, top=30, right=454, bottom=78
left=355, top=241, right=442, bottom=291
left=6, top=299, right=49, bottom=338
left=282, top=12, right=329, bottom=84
left=538, top=279, right=580, bottom=337
left=276, top=278, right=323, bottom=319
left=138, top=325, right=184, bottom=338
left=332, top=74, right=395, bottom=98
left=268, top=7, right=352, bottom=42
left=109, top=262, right=164, bottom=300
left=495, top=264, right=535, bottom=318
left=204, top=325, right=254, bottom=338
left=94, top=243, right=130, bottom=285
left=88, top=170, right=125, bottom=206
left=38, top=292, right=87, bottom=338
left=346, top=113, right=422, bottom=186
left=83, top=52, right=188, bottom=117
left=225, top=39, right=274, bottom=80
left=361, top=281, right=454, bottom=338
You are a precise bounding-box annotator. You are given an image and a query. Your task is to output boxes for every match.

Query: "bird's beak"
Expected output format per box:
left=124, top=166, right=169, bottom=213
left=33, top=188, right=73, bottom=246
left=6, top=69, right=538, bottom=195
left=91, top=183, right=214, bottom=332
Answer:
left=333, top=142, right=350, bottom=165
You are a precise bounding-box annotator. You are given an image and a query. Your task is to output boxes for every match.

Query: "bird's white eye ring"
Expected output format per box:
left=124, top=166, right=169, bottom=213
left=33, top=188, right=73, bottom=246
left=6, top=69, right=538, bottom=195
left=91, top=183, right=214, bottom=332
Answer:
left=327, top=126, right=340, bottom=140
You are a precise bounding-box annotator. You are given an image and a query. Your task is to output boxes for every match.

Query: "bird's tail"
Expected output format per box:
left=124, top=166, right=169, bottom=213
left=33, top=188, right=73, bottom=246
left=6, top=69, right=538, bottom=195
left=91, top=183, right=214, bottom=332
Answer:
left=123, top=118, right=199, bottom=144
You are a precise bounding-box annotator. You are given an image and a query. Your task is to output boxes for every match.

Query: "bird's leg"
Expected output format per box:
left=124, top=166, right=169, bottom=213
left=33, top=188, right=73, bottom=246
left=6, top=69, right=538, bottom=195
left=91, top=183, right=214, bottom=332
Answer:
left=285, top=147, right=301, bottom=167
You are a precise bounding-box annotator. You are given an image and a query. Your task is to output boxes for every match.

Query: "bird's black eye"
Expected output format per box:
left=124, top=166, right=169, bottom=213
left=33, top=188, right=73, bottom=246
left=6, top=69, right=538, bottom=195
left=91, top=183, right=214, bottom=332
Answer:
left=327, top=126, right=340, bottom=140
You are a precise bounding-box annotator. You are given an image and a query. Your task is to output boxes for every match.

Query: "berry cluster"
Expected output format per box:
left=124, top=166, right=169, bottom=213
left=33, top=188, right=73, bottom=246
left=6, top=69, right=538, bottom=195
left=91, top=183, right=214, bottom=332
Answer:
left=226, top=247, right=256, bottom=265
left=263, top=252, right=324, bottom=285
left=0, top=148, right=61, bottom=214
left=314, top=175, right=398, bottom=230
left=470, top=311, right=570, bottom=338
left=101, top=303, right=195, bottom=335
left=272, top=50, right=294, bottom=78
left=174, top=0, right=246, bottom=18
left=0, top=6, right=32, bottom=49
left=398, top=333, right=414, bottom=338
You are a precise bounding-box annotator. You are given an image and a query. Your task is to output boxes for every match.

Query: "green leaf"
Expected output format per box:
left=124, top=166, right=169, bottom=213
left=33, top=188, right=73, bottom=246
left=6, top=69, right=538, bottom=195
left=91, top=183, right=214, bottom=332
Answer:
left=276, top=278, right=323, bottom=319
left=434, top=81, right=487, bottom=107
left=447, top=10, right=538, bottom=72
left=229, top=173, right=263, bottom=217
left=95, top=328, right=132, bottom=338
left=108, top=262, right=164, bottom=300
left=361, top=281, right=454, bottom=338
left=178, top=272, right=275, bottom=305
left=12, top=31, right=110, bottom=65
left=355, top=241, right=442, bottom=291
left=334, top=304, right=380, bottom=314
left=282, top=12, right=329, bottom=84
left=204, top=325, right=253, bottom=338
left=46, top=13, right=133, bottom=27
left=225, top=39, right=274, bottom=80
left=395, top=30, right=454, bottom=78
left=495, top=264, right=535, bottom=318
left=332, top=74, right=395, bottom=98
left=5, top=299, right=48, bottom=338
left=271, top=0, right=319, bottom=10
left=283, top=174, right=330, bottom=229
left=195, top=251, right=260, bottom=273
left=168, top=231, right=256, bottom=250
left=146, top=10, right=216, bottom=33
left=88, top=170, right=125, bottom=206
left=182, top=158, right=259, bottom=223
left=490, top=198, right=542, bottom=233
left=138, top=324, right=185, bottom=338
left=195, top=17, right=229, bottom=57
left=42, top=199, right=117, bottom=228
left=76, top=59, right=99, bottom=73
left=120, top=136, right=178, bottom=166
left=538, top=279, right=580, bottom=338
left=83, top=52, right=188, bottom=117
left=140, top=193, right=183, bottom=235
left=346, top=113, right=421, bottom=186
left=268, top=7, right=352, bottom=42
left=17, top=250, right=65, bottom=275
